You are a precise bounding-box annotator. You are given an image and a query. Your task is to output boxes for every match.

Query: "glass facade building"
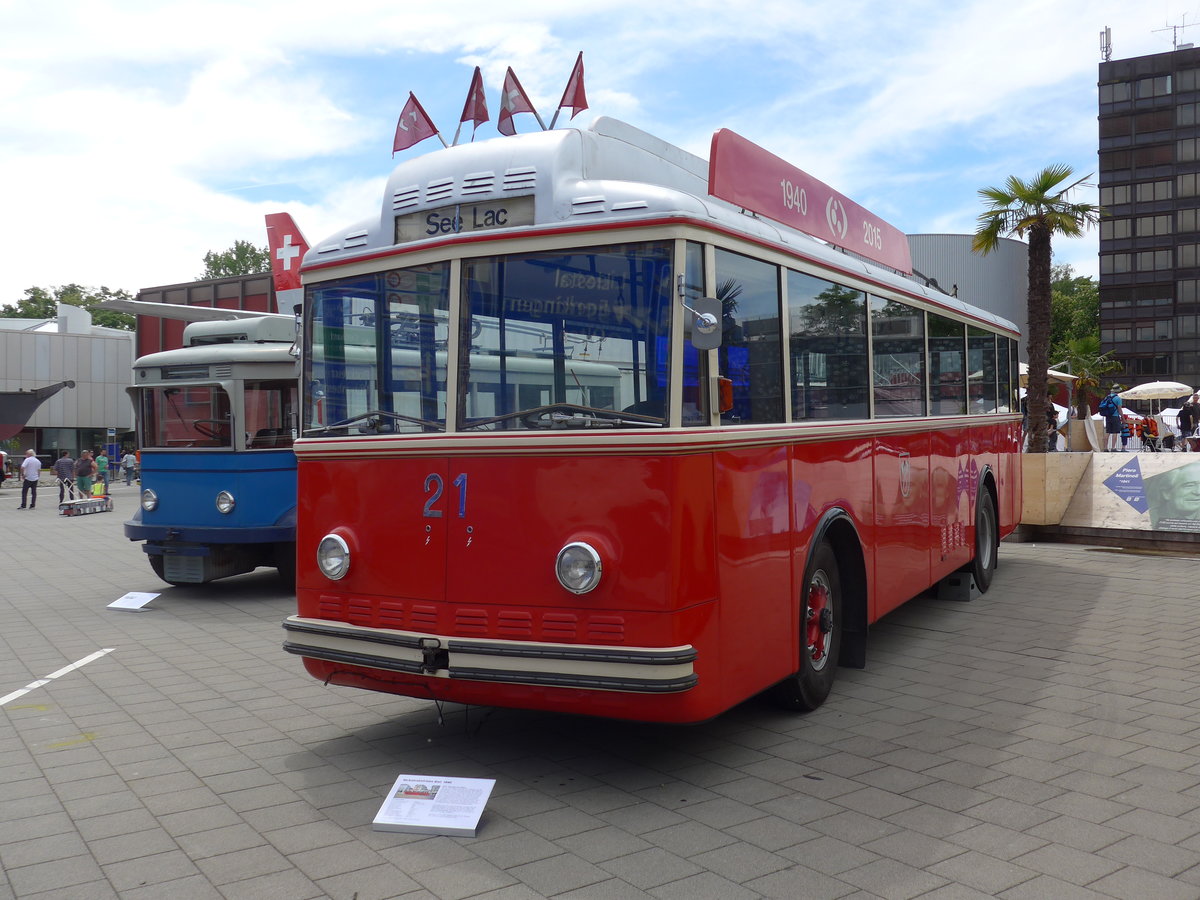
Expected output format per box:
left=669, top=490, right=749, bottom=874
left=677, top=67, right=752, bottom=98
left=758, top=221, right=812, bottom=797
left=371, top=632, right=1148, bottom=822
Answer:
left=1099, top=46, right=1200, bottom=388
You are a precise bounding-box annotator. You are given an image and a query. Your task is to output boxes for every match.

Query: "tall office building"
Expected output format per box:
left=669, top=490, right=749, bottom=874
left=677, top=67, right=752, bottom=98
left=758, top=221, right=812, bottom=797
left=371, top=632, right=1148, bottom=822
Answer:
left=1098, top=42, right=1200, bottom=390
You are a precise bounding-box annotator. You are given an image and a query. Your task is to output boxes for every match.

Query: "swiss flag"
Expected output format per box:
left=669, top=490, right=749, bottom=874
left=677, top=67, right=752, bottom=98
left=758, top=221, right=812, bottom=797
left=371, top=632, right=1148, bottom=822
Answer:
left=459, top=66, right=489, bottom=128
left=264, top=213, right=309, bottom=293
left=497, top=68, right=537, bottom=136
left=393, top=93, right=439, bottom=154
left=557, top=52, right=588, bottom=119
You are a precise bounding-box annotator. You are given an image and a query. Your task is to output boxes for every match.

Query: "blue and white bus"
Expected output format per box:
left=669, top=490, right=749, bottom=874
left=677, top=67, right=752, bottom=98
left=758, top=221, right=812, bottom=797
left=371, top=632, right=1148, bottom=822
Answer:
left=124, top=315, right=300, bottom=585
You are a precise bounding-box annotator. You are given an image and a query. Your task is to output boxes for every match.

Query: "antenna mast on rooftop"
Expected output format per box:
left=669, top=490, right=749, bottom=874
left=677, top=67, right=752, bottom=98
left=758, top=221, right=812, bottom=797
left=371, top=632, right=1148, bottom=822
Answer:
left=1100, top=26, right=1112, bottom=62
left=1154, top=14, right=1196, bottom=50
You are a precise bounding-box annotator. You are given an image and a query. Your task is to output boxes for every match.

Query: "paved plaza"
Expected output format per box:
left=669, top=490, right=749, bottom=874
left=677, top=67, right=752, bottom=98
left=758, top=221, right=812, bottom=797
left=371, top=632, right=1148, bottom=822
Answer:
left=4, top=476, right=1200, bottom=899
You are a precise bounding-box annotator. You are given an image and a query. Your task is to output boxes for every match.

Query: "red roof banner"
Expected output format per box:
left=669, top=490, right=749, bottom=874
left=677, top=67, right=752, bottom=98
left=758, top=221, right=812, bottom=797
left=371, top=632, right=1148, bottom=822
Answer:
left=708, top=128, right=912, bottom=274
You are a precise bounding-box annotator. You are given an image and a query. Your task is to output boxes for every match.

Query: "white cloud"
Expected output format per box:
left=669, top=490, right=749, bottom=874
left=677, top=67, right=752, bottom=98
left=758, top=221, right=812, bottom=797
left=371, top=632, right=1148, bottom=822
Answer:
left=0, top=0, right=1177, bottom=304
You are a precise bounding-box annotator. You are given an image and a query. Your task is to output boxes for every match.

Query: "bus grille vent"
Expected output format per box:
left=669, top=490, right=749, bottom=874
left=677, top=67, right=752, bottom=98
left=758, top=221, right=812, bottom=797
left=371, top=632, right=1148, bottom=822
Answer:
left=541, top=613, right=578, bottom=641
left=346, top=597, right=372, bottom=626
left=343, top=230, right=368, bottom=249
left=393, top=184, right=421, bottom=210
left=461, top=172, right=495, bottom=195
left=504, top=167, right=536, bottom=191
left=586, top=617, right=626, bottom=644
left=497, top=611, right=533, bottom=637
left=377, top=603, right=406, bottom=630
left=211, top=365, right=233, bottom=378
left=317, top=595, right=343, bottom=618
left=410, top=604, right=438, bottom=631
left=455, top=608, right=489, bottom=634
left=424, top=178, right=455, bottom=204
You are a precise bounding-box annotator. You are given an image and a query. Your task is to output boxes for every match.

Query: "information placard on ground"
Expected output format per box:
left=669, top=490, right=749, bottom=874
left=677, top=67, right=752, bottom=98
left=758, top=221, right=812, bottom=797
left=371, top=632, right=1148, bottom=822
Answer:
left=107, top=591, right=160, bottom=611
left=372, top=773, right=496, bottom=836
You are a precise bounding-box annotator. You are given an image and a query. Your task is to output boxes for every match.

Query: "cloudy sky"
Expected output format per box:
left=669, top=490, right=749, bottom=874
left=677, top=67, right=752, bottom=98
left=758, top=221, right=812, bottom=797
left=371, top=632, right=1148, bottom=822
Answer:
left=1, top=1, right=1194, bottom=305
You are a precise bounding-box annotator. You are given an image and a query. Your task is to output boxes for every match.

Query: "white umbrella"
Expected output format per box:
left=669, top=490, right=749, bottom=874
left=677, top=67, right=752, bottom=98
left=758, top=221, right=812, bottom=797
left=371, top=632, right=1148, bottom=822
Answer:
left=1118, top=381, right=1193, bottom=416
left=1018, top=362, right=1077, bottom=387
left=1118, top=381, right=1193, bottom=401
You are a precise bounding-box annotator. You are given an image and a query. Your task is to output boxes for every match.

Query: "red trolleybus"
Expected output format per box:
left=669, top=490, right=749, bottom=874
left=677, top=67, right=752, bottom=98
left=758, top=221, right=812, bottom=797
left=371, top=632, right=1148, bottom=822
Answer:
left=283, top=117, right=1021, bottom=723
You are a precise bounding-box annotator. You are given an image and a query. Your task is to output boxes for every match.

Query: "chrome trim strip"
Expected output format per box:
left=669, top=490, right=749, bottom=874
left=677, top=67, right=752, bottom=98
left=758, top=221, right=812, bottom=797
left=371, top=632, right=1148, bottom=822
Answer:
left=282, top=615, right=697, bottom=694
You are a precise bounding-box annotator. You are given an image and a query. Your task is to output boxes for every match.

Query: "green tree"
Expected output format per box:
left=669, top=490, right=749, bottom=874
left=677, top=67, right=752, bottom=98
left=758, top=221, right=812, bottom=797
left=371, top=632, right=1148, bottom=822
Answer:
left=1049, top=263, right=1099, bottom=360
left=200, top=240, right=271, bottom=279
left=973, top=166, right=1100, bottom=453
left=0, top=284, right=135, bottom=331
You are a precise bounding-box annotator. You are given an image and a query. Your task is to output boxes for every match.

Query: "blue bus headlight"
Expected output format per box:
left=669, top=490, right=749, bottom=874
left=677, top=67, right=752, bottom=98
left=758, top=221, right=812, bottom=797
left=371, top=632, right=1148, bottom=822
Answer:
left=215, top=491, right=236, bottom=514
left=555, top=542, right=602, bottom=594
left=141, top=489, right=158, bottom=512
left=317, top=534, right=351, bottom=580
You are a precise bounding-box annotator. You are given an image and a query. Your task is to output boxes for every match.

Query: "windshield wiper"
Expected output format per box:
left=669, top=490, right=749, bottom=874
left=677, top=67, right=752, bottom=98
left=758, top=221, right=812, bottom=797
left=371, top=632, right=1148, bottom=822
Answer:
left=305, top=409, right=445, bottom=435
left=461, top=403, right=663, bottom=431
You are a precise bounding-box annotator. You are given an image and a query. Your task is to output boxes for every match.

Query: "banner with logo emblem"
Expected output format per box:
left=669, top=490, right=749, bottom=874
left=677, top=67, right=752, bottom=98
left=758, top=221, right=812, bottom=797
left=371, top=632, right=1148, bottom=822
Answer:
left=707, top=129, right=912, bottom=274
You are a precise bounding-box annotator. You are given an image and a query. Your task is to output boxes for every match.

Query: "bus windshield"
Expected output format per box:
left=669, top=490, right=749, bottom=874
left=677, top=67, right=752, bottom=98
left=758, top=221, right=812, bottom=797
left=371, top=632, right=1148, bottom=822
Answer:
left=245, top=379, right=299, bottom=449
left=305, top=241, right=674, bottom=434
left=141, top=385, right=232, bottom=449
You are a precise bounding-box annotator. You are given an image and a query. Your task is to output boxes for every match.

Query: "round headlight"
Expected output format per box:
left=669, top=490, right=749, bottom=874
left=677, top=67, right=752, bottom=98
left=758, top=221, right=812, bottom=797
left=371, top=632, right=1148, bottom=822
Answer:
left=317, top=534, right=350, bottom=581
left=215, top=491, right=236, bottom=514
left=140, top=488, right=158, bottom=512
left=555, top=542, right=603, bottom=594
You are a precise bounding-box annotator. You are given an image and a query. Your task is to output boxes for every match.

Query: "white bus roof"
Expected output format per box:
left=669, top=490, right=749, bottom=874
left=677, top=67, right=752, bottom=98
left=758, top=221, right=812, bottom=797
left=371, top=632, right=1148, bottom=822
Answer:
left=306, top=117, right=1017, bottom=336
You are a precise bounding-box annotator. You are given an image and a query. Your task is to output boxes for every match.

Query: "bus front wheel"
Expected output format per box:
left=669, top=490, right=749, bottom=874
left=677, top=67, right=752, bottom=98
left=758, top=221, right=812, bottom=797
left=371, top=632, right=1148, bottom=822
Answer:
left=771, top=540, right=842, bottom=712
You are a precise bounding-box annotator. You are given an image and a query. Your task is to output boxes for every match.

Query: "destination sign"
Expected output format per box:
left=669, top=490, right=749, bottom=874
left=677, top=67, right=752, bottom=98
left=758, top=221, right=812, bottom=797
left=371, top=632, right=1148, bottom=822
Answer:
left=708, top=129, right=912, bottom=274
left=395, top=197, right=535, bottom=244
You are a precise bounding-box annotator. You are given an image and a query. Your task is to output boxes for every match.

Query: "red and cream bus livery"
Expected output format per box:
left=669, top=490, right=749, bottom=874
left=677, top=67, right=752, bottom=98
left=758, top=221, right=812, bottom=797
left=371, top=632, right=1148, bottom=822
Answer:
left=283, top=117, right=1021, bottom=723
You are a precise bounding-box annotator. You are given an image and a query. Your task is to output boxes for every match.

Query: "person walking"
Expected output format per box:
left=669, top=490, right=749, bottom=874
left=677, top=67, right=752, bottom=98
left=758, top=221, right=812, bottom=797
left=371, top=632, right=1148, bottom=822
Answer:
left=121, top=449, right=137, bottom=485
left=18, top=449, right=42, bottom=509
left=95, top=449, right=110, bottom=491
left=1099, top=386, right=1123, bottom=452
left=52, top=450, right=75, bottom=502
left=74, top=450, right=96, bottom=498
left=1181, top=393, right=1200, bottom=452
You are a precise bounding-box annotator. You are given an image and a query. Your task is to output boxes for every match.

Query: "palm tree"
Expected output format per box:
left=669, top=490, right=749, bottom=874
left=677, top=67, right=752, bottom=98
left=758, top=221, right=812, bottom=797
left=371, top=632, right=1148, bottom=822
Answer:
left=973, top=166, right=1099, bottom=452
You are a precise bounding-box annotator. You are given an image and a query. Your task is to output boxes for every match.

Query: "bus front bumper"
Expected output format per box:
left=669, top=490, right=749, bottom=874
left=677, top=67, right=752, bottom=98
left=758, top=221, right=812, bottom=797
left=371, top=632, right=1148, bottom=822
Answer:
left=281, top=615, right=698, bottom=694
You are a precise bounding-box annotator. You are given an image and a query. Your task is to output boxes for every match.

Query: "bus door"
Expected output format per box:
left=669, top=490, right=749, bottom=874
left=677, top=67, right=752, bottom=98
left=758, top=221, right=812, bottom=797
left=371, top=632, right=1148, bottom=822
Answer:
left=872, top=433, right=931, bottom=618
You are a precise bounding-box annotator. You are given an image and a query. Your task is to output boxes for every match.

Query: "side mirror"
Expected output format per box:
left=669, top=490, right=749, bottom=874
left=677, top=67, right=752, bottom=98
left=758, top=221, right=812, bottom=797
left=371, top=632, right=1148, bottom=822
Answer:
left=687, top=296, right=723, bottom=350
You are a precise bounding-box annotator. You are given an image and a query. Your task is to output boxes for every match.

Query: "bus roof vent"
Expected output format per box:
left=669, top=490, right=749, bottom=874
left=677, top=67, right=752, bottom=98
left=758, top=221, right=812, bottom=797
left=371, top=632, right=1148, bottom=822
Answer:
left=504, top=167, right=537, bottom=192
left=462, top=171, right=496, bottom=195
left=212, top=364, right=233, bottom=378
left=425, top=177, right=454, bottom=204
left=571, top=195, right=606, bottom=216
left=393, top=184, right=421, bottom=210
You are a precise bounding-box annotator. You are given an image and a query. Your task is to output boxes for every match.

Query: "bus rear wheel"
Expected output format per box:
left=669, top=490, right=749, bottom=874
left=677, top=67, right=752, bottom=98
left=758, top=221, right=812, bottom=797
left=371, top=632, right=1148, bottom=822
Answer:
left=771, top=540, right=842, bottom=712
left=970, top=488, right=998, bottom=594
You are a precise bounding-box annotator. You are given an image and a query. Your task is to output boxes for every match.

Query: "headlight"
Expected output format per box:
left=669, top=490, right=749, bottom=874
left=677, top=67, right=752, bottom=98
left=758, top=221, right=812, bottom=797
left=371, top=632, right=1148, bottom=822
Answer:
left=215, top=491, right=236, bottom=514
left=140, top=489, right=158, bottom=512
left=317, top=534, right=350, bottom=580
left=555, top=542, right=603, bottom=594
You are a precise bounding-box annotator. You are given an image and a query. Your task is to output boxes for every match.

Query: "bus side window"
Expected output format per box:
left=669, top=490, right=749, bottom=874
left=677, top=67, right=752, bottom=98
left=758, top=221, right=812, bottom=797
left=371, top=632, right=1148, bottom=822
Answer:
left=714, top=249, right=784, bottom=425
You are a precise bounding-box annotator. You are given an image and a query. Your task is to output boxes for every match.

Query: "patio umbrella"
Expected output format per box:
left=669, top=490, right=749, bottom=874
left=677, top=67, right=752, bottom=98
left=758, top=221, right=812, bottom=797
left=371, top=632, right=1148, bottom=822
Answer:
left=1118, top=381, right=1194, bottom=415
left=1018, top=362, right=1077, bottom=387
left=1118, top=381, right=1193, bottom=401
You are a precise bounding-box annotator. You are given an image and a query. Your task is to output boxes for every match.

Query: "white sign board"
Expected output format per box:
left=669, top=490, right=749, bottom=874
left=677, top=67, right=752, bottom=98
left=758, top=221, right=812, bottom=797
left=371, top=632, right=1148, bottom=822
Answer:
left=107, top=592, right=159, bottom=611
left=372, top=774, right=496, bottom=837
